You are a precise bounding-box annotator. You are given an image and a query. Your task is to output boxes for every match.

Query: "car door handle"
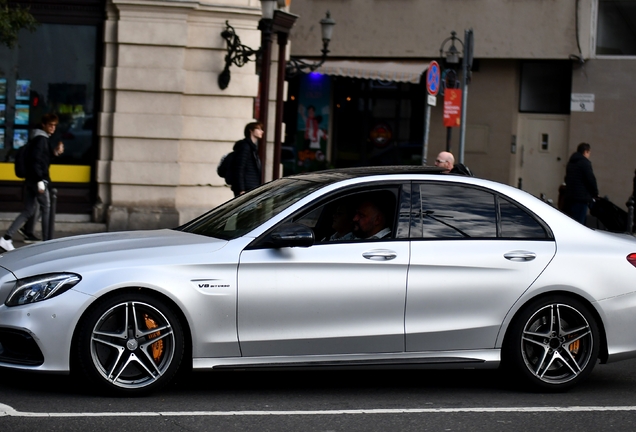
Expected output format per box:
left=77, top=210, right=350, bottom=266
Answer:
left=504, top=251, right=537, bottom=262
left=362, top=249, right=397, bottom=261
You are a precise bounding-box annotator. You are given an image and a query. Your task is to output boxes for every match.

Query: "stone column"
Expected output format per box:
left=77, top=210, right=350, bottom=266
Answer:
left=98, top=0, right=261, bottom=231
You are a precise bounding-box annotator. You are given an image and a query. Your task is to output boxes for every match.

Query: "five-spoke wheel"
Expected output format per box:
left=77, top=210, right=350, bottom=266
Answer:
left=505, top=296, right=600, bottom=391
left=76, top=292, right=185, bottom=395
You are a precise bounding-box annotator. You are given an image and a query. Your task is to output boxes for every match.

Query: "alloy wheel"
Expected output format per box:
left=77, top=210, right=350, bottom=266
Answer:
left=89, top=300, right=177, bottom=390
left=519, top=302, right=595, bottom=385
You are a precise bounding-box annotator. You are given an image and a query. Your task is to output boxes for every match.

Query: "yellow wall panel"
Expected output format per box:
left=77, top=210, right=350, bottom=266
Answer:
left=0, top=163, right=91, bottom=183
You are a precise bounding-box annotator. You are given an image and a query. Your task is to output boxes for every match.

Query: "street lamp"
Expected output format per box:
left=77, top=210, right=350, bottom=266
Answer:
left=440, top=31, right=461, bottom=66
left=219, top=3, right=335, bottom=182
left=438, top=29, right=473, bottom=164
left=286, top=11, right=336, bottom=77
left=270, top=11, right=335, bottom=179
left=271, top=10, right=298, bottom=180
left=217, top=1, right=278, bottom=182
left=218, top=0, right=277, bottom=91
left=439, top=31, right=463, bottom=153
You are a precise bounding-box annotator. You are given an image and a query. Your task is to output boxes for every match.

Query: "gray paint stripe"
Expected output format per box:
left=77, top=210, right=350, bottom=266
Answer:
left=3, top=403, right=636, bottom=417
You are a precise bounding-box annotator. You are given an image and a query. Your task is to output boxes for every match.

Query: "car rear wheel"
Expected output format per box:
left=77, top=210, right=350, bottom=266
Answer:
left=504, top=295, right=600, bottom=391
left=76, top=292, right=184, bottom=395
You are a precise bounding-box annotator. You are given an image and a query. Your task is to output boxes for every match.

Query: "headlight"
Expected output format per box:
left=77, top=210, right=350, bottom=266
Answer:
left=5, top=273, right=82, bottom=307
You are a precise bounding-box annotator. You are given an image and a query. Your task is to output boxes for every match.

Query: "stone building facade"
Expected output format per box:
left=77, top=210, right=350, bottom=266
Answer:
left=2, top=0, right=634, bottom=230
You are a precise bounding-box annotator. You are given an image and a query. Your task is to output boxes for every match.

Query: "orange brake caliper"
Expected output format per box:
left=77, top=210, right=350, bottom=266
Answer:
left=144, top=314, right=164, bottom=363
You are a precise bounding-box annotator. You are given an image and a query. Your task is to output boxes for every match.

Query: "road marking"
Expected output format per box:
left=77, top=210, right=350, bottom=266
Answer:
left=4, top=403, right=636, bottom=417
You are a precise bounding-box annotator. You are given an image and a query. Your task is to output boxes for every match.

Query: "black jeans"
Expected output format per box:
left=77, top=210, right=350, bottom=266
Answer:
left=6, top=181, right=51, bottom=240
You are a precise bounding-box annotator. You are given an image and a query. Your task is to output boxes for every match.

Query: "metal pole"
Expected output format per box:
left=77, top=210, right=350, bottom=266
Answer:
left=458, top=28, right=474, bottom=165
left=626, top=196, right=634, bottom=234
left=458, top=30, right=468, bottom=164
left=258, top=19, right=273, bottom=184
left=49, top=188, right=57, bottom=240
left=272, top=32, right=288, bottom=180
left=422, top=102, right=431, bottom=165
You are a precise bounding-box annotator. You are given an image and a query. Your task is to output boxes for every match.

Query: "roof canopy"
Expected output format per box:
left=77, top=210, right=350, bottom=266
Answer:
left=308, top=60, right=429, bottom=83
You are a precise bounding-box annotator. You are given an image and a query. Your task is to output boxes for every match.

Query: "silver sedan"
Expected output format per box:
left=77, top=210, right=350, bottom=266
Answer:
left=1, top=166, right=636, bottom=395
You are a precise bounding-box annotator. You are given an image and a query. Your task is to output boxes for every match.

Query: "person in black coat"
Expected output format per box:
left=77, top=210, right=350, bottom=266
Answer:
left=0, top=114, right=64, bottom=251
left=231, top=121, right=263, bottom=197
left=564, top=142, right=598, bottom=224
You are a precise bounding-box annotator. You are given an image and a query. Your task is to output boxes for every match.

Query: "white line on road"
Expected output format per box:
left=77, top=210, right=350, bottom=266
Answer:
left=3, top=403, right=636, bottom=417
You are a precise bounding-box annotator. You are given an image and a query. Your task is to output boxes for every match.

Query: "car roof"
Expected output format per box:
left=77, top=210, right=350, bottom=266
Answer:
left=287, top=165, right=447, bottom=183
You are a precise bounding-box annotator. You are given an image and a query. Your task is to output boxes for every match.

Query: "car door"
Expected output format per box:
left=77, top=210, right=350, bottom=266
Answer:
left=405, top=182, right=556, bottom=352
left=237, top=185, right=410, bottom=357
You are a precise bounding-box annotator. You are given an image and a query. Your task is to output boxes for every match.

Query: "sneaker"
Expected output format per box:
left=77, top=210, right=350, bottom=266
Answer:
left=17, top=228, right=41, bottom=243
left=25, top=234, right=41, bottom=243
left=23, top=234, right=42, bottom=244
left=0, top=237, right=14, bottom=252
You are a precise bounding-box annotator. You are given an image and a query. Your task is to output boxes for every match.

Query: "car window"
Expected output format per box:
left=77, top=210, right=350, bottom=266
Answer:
left=288, top=187, right=400, bottom=243
left=499, top=197, right=550, bottom=239
left=411, top=182, right=550, bottom=239
left=413, top=183, right=497, bottom=239
left=176, top=178, right=325, bottom=240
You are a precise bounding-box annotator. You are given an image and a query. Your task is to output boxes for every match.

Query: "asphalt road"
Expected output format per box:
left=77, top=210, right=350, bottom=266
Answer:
left=2, top=358, right=636, bottom=431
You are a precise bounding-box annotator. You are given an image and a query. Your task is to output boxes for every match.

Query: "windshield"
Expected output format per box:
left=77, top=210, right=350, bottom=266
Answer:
left=176, top=178, right=325, bottom=240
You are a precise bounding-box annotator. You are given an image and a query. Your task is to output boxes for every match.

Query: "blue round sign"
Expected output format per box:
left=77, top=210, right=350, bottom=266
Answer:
left=426, top=61, right=441, bottom=96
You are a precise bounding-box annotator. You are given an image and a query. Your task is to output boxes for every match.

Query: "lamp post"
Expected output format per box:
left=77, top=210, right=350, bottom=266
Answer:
left=274, top=11, right=335, bottom=179
left=439, top=31, right=462, bottom=154
left=286, top=11, right=336, bottom=78
left=272, top=10, right=298, bottom=180
left=219, top=3, right=335, bottom=181
left=217, top=0, right=276, bottom=183
left=438, top=29, right=473, bottom=163
left=256, top=0, right=276, bottom=183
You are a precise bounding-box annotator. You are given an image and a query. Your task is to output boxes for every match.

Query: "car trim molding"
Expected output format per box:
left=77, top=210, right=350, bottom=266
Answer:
left=193, top=349, right=500, bottom=370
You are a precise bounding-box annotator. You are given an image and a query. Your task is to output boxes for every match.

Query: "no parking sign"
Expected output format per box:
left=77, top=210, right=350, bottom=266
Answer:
left=426, top=61, right=440, bottom=96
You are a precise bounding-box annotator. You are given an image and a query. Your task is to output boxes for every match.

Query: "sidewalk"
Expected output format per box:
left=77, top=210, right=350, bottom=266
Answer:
left=0, top=212, right=107, bottom=249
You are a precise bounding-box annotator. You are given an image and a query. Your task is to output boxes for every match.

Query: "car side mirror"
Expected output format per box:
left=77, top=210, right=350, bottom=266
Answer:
left=270, top=223, right=314, bottom=248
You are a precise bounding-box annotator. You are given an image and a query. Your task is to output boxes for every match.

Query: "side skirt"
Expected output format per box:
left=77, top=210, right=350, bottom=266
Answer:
left=193, top=349, right=500, bottom=371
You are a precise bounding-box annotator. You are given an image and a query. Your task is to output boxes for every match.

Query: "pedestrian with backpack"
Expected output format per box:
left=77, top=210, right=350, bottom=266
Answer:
left=230, top=121, right=263, bottom=197
left=0, top=114, right=64, bottom=252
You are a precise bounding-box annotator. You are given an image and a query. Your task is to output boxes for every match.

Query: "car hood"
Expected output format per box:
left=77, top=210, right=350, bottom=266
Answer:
left=0, top=229, right=227, bottom=278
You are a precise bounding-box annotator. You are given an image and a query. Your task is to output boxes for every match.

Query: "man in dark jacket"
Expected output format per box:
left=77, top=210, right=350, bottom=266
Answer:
left=231, top=121, right=263, bottom=197
left=564, top=142, right=598, bottom=225
left=0, top=114, right=64, bottom=251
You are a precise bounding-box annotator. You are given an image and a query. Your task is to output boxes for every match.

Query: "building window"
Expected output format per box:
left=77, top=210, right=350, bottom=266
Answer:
left=0, top=22, right=98, bottom=164
left=597, top=0, right=636, bottom=55
left=519, top=61, right=572, bottom=114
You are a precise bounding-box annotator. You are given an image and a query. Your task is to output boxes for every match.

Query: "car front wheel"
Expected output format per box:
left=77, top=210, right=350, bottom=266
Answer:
left=504, top=296, right=600, bottom=391
left=76, top=292, right=185, bottom=395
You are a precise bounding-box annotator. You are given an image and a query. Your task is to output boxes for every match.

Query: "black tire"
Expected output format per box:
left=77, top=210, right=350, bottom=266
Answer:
left=75, top=292, right=185, bottom=395
left=503, top=295, right=600, bottom=392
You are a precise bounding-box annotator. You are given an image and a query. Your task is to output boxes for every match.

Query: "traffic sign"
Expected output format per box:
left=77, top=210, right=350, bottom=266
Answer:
left=426, top=61, right=441, bottom=96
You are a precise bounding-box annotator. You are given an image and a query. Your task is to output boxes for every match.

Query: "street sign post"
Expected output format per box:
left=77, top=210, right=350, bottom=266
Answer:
left=422, top=61, right=441, bottom=165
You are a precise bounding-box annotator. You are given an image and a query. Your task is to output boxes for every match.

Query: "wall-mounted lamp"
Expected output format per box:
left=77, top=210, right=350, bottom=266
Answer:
left=218, top=0, right=278, bottom=90
left=286, top=11, right=336, bottom=78
left=218, top=21, right=261, bottom=90
left=261, top=0, right=276, bottom=19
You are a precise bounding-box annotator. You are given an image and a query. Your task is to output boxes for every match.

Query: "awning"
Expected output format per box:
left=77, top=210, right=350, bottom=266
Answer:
left=308, top=60, right=429, bottom=84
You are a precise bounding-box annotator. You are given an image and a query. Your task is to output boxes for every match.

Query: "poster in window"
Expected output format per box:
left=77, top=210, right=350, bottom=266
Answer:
left=0, top=78, right=6, bottom=99
left=14, top=104, right=29, bottom=125
left=0, top=128, right=4, bottom=149
left=295, top=73, right=331, bottom=173
left=0, top=103, right=5, bottom=125
left=16, top=80, right=30, bottom=100
left=13, top=129, right=28, bottom=148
